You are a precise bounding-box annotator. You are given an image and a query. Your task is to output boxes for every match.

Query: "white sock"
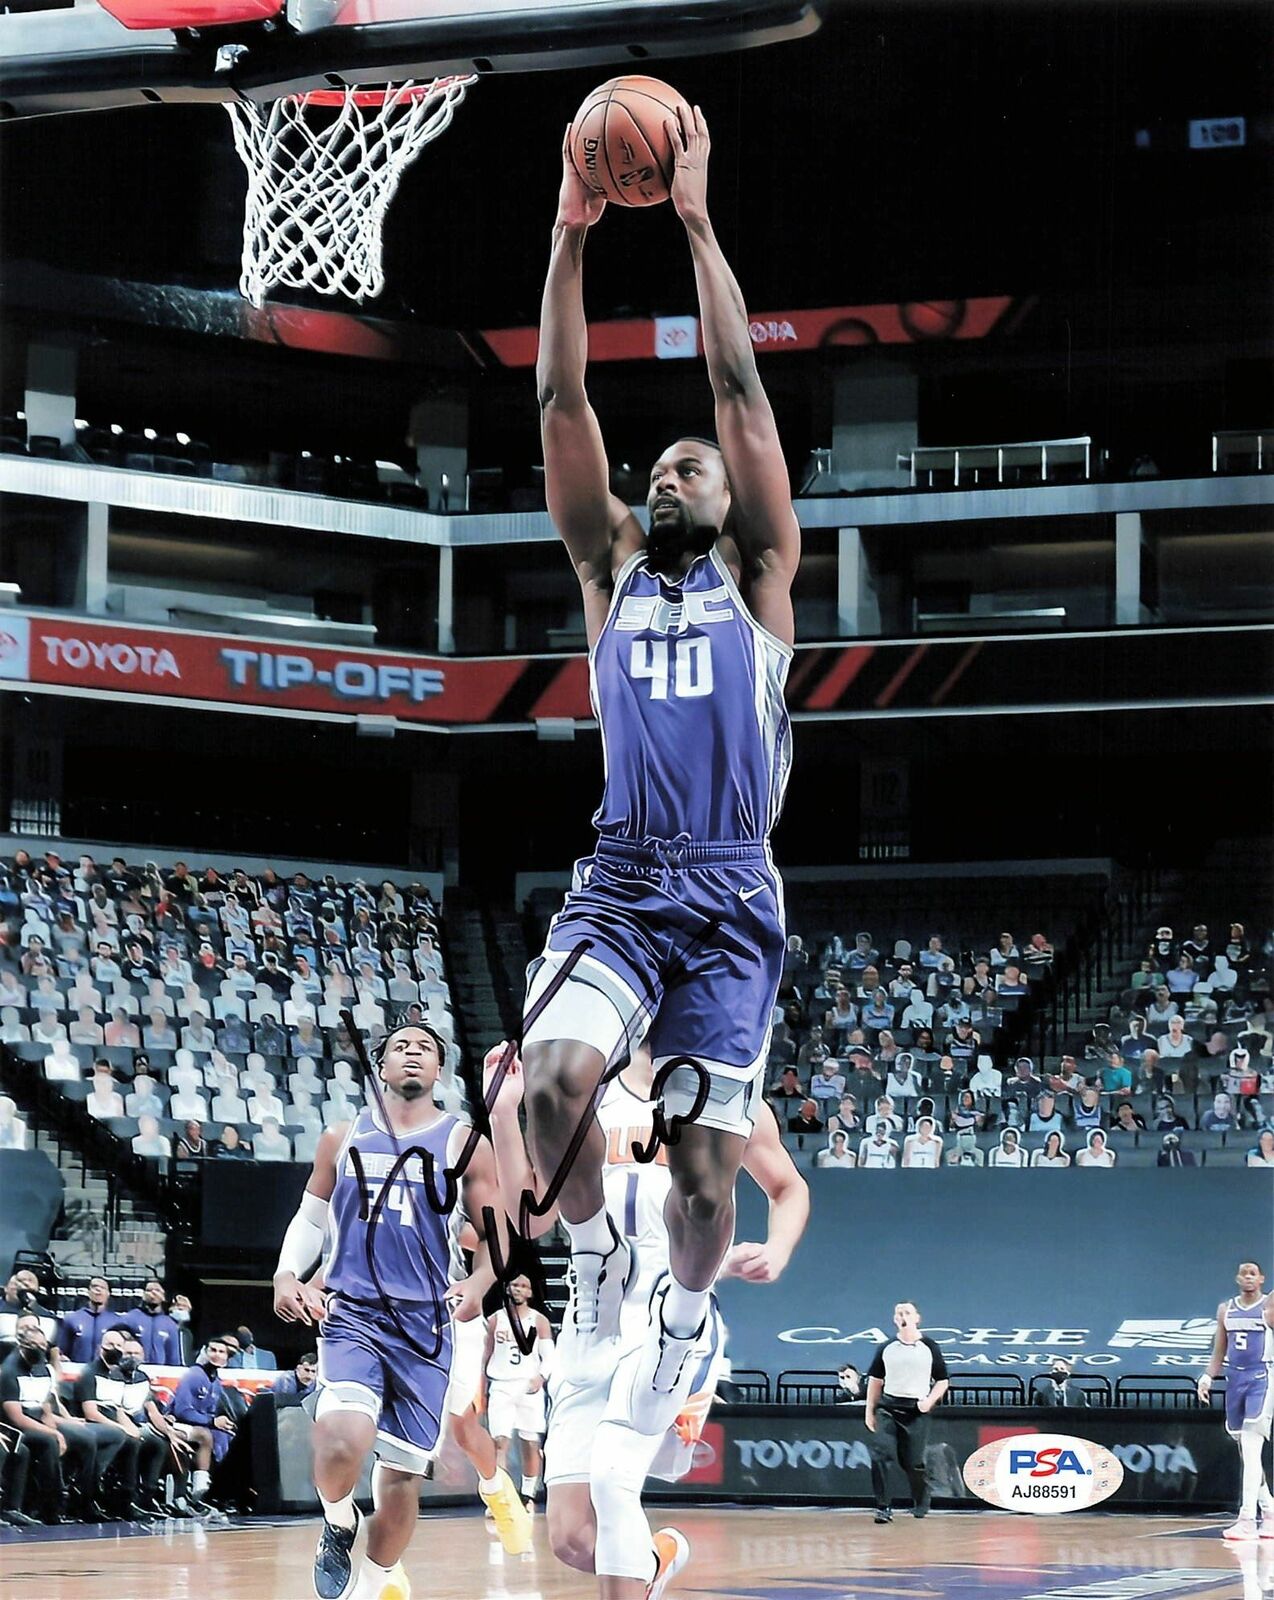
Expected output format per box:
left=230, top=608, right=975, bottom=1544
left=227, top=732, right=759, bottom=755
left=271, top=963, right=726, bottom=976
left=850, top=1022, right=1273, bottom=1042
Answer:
left=662, top=1278, right=709, bottom=1339
left=319, top=1489, right=359, bottom=1531
left=191, top=1470, right=210, bottom=1495
left=520, top=1474, right=539, bottom=1498
left=564, top=1206, right=614, bottom=1255
left=1239, top=1426, right=1265, bottom=1518
left=350, top=1557, right=393, bottom=1600
left=478, top=1474, right=502, bottom=1494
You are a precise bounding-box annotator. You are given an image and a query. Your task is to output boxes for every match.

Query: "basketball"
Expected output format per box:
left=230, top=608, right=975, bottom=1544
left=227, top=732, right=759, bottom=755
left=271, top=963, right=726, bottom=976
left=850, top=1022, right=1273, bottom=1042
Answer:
left=568, top=75, right=691, bottom=207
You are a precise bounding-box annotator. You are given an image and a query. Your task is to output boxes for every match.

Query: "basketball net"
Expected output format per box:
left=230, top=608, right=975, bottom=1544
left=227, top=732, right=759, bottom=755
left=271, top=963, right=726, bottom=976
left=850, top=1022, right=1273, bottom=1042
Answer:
left=225, top=76, right=476, bottom=308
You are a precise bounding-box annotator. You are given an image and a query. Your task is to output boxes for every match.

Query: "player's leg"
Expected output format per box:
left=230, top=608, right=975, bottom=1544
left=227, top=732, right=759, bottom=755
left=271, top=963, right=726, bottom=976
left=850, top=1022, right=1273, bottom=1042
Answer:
left=438, top=1313, right=532, bottom=1551
left=589, top=1417, right=690, bottom=1599
left=895, top=1409, right=932, bottom=1516
left=544, top=1366, right=606, bottom=1573
left=869, top=1411, right=900, bottom=1522
left=348, top=1464, right=418, bottom=1600
left=547, top=1480, right=597, bottom=1572
left=1227, top=1372, right=1274, bottom=1539
left=312, top=1304, right=392, bottom=1597
left=518, top=1427, right=544, bottom=1509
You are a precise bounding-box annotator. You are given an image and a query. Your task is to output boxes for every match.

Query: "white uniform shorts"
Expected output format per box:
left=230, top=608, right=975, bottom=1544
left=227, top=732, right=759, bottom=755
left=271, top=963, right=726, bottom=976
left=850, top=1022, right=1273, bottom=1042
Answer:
left=443, top=1312, right=486, bottom=1420
left=487, top=1378, right=547, bottom=1441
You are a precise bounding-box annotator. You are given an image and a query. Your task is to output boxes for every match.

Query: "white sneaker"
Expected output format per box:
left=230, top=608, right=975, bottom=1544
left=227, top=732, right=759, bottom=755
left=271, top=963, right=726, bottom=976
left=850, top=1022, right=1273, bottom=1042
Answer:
left=647, top=1527, right=690, bottom=1600
left=1258, top=1504, right=1274, bottom=1539
left=623, top=1278, right=705, bottom=1437
left=1224, top=1516, right=1261, bottom=1541
left=557, top=1217, right=633, bottom=1379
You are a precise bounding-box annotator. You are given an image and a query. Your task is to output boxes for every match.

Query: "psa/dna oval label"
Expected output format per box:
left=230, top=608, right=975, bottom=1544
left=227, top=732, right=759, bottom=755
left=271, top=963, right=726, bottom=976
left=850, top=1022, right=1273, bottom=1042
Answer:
left=962, top=1432, right=1124, bottom=1514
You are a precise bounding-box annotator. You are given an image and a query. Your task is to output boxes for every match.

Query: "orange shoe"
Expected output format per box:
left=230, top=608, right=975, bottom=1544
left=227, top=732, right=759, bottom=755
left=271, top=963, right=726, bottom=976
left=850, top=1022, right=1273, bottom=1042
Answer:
left=647, top=1527, right=690, bottom=1599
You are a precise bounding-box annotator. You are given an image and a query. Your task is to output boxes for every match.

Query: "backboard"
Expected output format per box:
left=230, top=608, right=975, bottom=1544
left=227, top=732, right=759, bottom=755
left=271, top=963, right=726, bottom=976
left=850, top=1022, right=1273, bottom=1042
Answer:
left=0, top=0, right=824, bottom=119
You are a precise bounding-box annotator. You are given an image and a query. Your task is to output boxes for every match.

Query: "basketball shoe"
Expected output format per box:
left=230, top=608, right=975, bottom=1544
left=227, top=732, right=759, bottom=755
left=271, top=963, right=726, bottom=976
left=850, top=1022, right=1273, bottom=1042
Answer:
left=557, top=1216, right=634, bottom=1381
left=1259, top=1491, right=1274, bottom=1539
left=622, top=1275, right=705, bottom=1437
left=1224, top=1515, right=1260, bottom=1540
left=314, top=1504, right=363, bottom=1598
left=648, top=1527, right=690, bottom=1599
left=478, top=1468, right=533, bottom=1555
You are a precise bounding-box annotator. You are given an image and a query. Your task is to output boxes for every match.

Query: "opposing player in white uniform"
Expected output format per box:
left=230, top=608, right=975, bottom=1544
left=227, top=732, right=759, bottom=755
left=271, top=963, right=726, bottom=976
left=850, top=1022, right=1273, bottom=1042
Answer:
left=484, top=1041, right=808, bottom=1598
left=1198, top=1260, right=1274, bottom=1540
left=482, top=1275, right=553, bottom=1512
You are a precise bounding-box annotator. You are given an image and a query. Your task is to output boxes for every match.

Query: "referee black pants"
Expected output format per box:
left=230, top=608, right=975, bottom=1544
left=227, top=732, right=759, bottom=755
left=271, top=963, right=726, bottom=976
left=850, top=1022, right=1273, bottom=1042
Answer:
left=869, top=1397, right=931, bottom=1510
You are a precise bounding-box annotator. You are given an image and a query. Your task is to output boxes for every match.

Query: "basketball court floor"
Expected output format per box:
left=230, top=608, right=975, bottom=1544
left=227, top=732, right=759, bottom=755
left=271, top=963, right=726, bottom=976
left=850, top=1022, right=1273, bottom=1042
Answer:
left=1, top=1508, right=1269, bottom=1599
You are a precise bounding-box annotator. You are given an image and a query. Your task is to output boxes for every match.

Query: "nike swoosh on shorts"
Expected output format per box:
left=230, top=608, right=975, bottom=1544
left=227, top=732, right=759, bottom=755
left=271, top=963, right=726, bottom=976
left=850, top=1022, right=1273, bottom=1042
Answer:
left=737, top=885, right=766, bottom=902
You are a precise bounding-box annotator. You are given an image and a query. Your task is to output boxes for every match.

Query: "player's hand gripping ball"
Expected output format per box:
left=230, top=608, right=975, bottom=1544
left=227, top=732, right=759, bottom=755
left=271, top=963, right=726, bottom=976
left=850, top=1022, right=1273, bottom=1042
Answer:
left=569, top=75, right=693, bottom=206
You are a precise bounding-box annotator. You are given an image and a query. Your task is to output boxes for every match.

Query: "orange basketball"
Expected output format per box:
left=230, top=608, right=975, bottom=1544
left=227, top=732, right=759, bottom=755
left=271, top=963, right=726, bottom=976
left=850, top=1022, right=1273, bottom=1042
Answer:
left=568, top=76, right=691, bottom=207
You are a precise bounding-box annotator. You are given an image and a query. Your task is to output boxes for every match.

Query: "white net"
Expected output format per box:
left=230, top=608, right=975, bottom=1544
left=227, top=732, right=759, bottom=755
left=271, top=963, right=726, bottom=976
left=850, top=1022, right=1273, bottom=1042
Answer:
left=225, top=76, right=476, bottom=308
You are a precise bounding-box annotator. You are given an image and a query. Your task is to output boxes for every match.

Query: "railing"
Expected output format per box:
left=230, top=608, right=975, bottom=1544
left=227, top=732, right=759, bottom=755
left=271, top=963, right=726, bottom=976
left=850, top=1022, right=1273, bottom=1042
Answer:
left=899, top=437, right=1093, bottom=489
left=724, top=1371, right=1220, bottom=1411
left=945, top=1374, right=1027, bottom=1406
left=727, top=1369, right=773, bottom=1404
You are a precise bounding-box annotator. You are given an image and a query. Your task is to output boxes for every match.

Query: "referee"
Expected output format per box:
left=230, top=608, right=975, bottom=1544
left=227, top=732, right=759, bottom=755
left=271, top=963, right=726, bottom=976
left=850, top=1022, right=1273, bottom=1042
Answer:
left=864, top=1301, right=949, bottom=1523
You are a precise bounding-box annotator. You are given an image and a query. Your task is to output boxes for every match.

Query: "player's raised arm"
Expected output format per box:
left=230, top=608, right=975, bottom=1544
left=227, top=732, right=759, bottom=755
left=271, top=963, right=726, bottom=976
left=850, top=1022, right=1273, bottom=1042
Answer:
left=537, top=126, right=642, bottom=631
left=718, top=1103, right=810, bottom=1284
left=669, top=106, right=801, bottom=643
left=273, top=1124, right=343, bottom=1326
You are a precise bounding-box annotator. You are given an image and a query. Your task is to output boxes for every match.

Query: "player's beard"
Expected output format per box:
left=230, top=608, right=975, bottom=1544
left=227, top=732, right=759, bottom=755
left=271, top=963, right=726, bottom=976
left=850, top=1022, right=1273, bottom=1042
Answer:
left=397, top=1077, right=427, bottom=1101
left=646, top=501, right=717, bottom=574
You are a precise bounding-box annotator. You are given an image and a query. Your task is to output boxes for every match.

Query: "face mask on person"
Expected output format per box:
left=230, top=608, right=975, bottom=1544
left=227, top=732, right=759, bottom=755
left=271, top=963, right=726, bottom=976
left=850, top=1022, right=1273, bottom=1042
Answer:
left=102, top=1346, right=123, bottom=1365
left=171, top=1308, right=190, bottom=1326
left=116, top=1356, right=138, bottom=1375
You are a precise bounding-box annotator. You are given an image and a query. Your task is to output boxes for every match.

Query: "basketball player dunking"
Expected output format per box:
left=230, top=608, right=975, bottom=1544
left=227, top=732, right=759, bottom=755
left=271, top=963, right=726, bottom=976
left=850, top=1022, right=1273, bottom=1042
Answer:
left=1198, top=1260, right=1274, bottom=1540
left=524, top=105, right=801, bottom=1441
left=485, top=1042, right=808, bottom=1597
left=272, top=1025, right=514, bottom=1600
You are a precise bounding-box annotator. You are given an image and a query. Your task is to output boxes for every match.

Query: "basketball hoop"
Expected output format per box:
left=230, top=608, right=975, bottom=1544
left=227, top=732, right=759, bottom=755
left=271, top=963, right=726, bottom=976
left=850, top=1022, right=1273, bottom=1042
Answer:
left=225, top=76, right=476, bottom=308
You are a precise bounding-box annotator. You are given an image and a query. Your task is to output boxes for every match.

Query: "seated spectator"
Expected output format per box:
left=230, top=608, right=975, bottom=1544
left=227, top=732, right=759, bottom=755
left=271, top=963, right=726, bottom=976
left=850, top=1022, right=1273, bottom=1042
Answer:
left=988, top=1128, right=1026, bottom=1168
left=1120, top=1014, right=1155, bottom=1061
left=132, top=1114, right=171, bottom=1160
left=945, top=1017, right=981, bottom=1063
left=937, top=992, right=970, bottom=1030
left=1147, top=926, right=1178, bottom=971
left=1028, top=1092, right=1063, bottom=1135
left=104, top=1007, right=141, bottom=1048
left=865, top=1096, right=903, bottom=1138
left=901, top=1116, right=942, bottom=1168
left=86, top=1065, right=124, bottom=1121
left=0, top=1096, right=28, bottom=1151
left=274, top=1352, right=318, bottom=1400
left=968, top=1053, right=1003, bottom=1101
left=884, top=1052, right=923, bottom=1101
left=0, top=971, right=26, bottom=1009
left=1071, top=1084, right=1106, bottom=1132
left=824, top=987, right=858, bottom=1047
left=949, top=1089, right=982, bottom=1132
left=1210, top=954, right=1239, bottom=992
left=174, top=1119, right=208, bottom=1159
left=845, top=1045, right=883, bottom=1104
left=918, top=935, right=946, bottom=972
left=827, top=1093, right=861, bottom=1136
left=1181, top=923, right=1211, bottom=971
left=1151, top=1093, right=1190, bottom=1131
left=1224, top=923, right=1251, bottom=972
left=860, top=989, right=894, bottom=1032
left=1201, top=1092, right=1238, bottom=1133
left=845, top=932, right=879, bottom=973
left=1110, top=1101, right=1146, bottom=1138
left=31, top=1013, right=66, bottom=1048
left=1023, top=933, right=1054, bottom=976
left=1247, top=1129, right=1274, bottom=1168
left=929, top=956, right=959, bottom=1002
left=1045, top=1055, right=1085, bottom=1098
left=1157, top=1131, right=1197, bottom=1167
left=996, top=963, right=1028, bottom=997
left=1145, top=987, right=1179, bottom=1033
left=1007, top=1056, right=1045, bottom=1105
left=901, top=991, right=934, bottom=1031
left=254, top=1114, right=295, bottom=1162
left=1223, top=1045, right=1260, bottom=1102
left=911, top=1026, right=938, bottom=1060
left=1076, top=1129, right=1117, bottom=1168
left=989, top=932, right=1019, bottom=970
left=1031, top=1130, right=1071, bottom=1168
left=797, top=1024, right=830, bottom=1073
left=787, top=1099, right=824, bottom=1138
left=170, top=1081, right=210, bottom=1123
left=0, top=1007, right=30, bottom=1044
left=214, top=1124, right=251, bottom=1159
left=247, top=1083, right=286, bottom=1125
left=875, top=1030, right=903, bottom=1072
left=857, top=1124, right=899, bottom=1168
left=1099, top=1052, right=1134, bottom=1098
left=888, top=963, right=918, bottom=1002
left=181, top=1013, right=216, bottom=1054
left=142, top=1008, right=178, bottom=1051
left=816, top=1129, right=856, bottom=1169
left=43, top=1036, right=81, bottom=1082
left=945, top=1126, right=984, bottom=1166
left=254, top=1014, right=289, bottom=1055
left=809, top=1058, right=847, bottom=1109
left=217, top=1013, right=252, bottom=1054
left=67, top=975, right=103, bottom=1013
left=851, top=964, right=882, bottom=1003
left=92, top=942, right=124, bottom=986
left=1165, top=953, right=1197, bottom=996
left=125, top=1073, right=165, bottom=1120
left=1157, top=1015, right=1197, bottom=1071
left=1130, top=958, right=1157, bottom=992
left=225, top=954, right=256, bottom=994
left=769, top=1067, right=806, bottom=1109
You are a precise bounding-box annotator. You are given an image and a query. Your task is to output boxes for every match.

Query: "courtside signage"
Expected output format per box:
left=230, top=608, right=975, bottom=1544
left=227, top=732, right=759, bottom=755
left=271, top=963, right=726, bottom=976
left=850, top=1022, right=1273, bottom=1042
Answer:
left=963, top=1432, right=1124, bottom=1514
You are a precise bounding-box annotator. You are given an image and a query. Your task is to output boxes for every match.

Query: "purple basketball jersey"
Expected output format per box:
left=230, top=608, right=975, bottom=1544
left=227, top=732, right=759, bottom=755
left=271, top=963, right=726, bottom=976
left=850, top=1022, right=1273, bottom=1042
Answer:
left=590, top=547, right=792, bottom=843
left=324, top=1106, right=460, bottom=1307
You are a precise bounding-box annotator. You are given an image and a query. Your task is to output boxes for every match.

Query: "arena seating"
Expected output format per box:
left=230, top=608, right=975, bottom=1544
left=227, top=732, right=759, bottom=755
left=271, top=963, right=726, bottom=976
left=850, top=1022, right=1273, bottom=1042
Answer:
left=0, top=850, right=460, bottom=1171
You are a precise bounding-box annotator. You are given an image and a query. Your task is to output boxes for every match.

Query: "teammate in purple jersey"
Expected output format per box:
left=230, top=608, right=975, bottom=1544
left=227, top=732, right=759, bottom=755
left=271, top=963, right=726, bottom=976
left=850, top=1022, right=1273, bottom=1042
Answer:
left=1198, top=1260, right=1274, bottom=1541
left=524, top=105, right=801, bottom=1439
left=272, top=1025, right=507, bottom=1600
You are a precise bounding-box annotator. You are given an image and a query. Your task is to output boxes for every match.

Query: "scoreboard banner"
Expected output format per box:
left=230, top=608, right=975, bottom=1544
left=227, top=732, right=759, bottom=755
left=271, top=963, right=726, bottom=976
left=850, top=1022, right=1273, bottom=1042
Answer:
left=0, top=612, right=1268, bottom=729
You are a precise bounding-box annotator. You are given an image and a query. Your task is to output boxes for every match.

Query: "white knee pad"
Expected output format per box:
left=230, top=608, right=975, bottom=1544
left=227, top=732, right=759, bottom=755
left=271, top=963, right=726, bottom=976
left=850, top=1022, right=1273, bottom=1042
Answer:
left=315, top=1382, right=380, bottom=1425
left=522, top=952, right=645, bottom=1060
left=589, top=1422, right=657, bottom=1583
